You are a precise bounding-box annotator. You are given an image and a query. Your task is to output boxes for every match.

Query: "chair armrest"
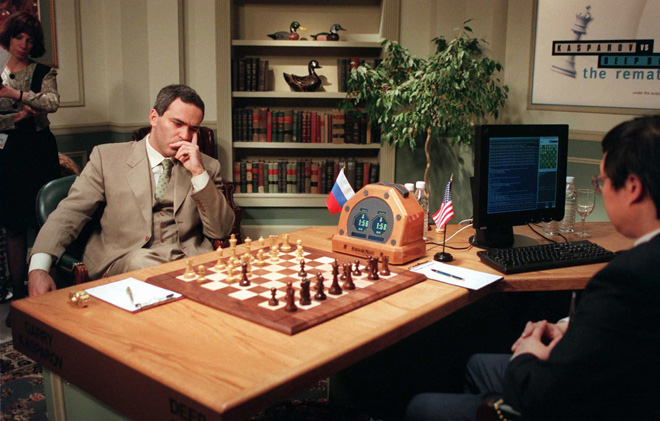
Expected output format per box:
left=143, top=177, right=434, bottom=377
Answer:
left=56, top=253, right=90, bottom=285
left=476, top=398, right=522, bottom=421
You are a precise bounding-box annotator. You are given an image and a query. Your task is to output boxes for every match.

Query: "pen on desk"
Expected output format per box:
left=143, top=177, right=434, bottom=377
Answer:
left=568, top=291, right=577, bottom=321
left=431, top=268, right=464, bottom=281
left=126, top=286, right=134, bottom=306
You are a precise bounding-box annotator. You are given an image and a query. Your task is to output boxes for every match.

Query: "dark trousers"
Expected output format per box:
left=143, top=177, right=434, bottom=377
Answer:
left=405, top=353, right=510, bottom=421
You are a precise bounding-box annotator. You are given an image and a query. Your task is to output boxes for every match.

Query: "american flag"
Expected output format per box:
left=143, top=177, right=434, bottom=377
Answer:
left=432, top=177, right=454, bottom=230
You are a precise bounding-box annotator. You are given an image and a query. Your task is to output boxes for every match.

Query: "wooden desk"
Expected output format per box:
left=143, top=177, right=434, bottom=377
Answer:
left=10, top=222, right=630, bottom=420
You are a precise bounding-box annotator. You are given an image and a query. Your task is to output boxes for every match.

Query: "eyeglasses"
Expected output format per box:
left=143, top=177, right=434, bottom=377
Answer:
left=591, top=174, right=606, bottom=194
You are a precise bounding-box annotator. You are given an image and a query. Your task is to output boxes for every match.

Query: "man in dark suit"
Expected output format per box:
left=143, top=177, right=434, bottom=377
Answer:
left=27, top=84, right=235, bottom=296
left=406, top=115, right=660, bottom=421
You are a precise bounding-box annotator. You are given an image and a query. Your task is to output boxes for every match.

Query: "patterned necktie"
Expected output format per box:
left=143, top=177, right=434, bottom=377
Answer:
left=154, top=159, right=173, bottom=201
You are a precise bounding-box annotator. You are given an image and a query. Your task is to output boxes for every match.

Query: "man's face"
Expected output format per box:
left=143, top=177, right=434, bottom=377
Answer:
left=148, top=98, right=203, bottom=157
left=599, top=154, right=627, bottom=235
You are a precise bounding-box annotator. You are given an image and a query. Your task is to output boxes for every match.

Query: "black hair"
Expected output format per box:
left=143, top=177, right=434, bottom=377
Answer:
left=153, top=84, right=205, bottom=118
left=602, top=115, right=660, bottom=218
left=0, top=11, right=46, bottom=58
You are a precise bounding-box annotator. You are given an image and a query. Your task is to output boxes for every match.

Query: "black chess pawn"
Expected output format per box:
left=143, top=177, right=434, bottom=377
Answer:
left=268, top=287, right=279, bottom=306
left=240, top=262, right=251, bottom=286
left=314, top=275, right=327, bottom=301
left=353, top=259, right=362, bottom=276
left=285, top=282, right=298, bottom=312
left=343, top=264, right=356, bottom=290
left=315, top=272, right=324, bottom=291
left=379, top=255, right=391, bottom=276
left=298, top=260, right=307, bottom=277
left=300, top=277, right=312, bottom=305
left=329, top=269, right=343, bottom=295
left=340, top=263, right=348, bottom=281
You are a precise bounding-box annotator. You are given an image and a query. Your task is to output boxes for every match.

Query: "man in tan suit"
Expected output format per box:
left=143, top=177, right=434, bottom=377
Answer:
left=27, top=84, right=235, bottom=296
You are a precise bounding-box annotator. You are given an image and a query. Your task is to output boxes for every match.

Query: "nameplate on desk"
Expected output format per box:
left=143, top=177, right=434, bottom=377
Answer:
left=86, top=278, right=182, bottom=312
left=410, top=261, right=502, bottom=290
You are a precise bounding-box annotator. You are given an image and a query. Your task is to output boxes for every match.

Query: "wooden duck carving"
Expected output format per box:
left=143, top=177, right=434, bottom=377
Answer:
left=311, top=24, right=346, bottom=41
left=267, top=21, right=307, bottom=40
left=283, top=60, right=323, bottom=92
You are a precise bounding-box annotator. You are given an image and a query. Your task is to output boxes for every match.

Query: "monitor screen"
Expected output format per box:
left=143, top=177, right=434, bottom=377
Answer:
left=472, top=124, right=569, bottom=248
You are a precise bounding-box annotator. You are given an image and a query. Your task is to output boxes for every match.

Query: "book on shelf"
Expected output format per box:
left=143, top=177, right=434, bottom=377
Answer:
left=232, top=58, right=269, bottom=92
left=232, top=107, right=381, bottom=144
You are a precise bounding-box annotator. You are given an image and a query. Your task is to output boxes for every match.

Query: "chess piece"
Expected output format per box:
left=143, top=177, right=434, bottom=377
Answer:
left=268, top=288, right=279, bottom=306
left=314, top=274, right=327, bottom=301
left=214, top=247, right=226, bottom=270
left=368, top=257, right=379, bottom=281
left=340, top=263, right=347, bottom=281
left=343, top=264, right=356, bottom=290
left=196, top=265, right=207, bottom=283
left=332, top=259, right=340, bottom=277
left=183, top=259, right=196, bottom=279
left=300, top=277, right=311, bottom=305
left=379, top=255, right=391, bottom=276
left=259, top=236, right=265, bottom=249
left=226, top=263, right=235, bottom=281
left=314, top=272, right=324, bottom=291
left=281, top=234, right=292, bottom=252
left=329, top=269, right=343, bottom=295
left=256, top=249, right=266, bottom=265
left=552, top=6, right=592, bottom=78
left=298, top=260, right=307, bottom=277
left=242, top=252, right=252, bottom=272
left=240, top=262, right=250, bottom=287
left=285, top=282, right=298, bottom=312
left=353, top=259, right=362, bottom=276
left=270, top=244, right=279, bottom=262
left=295, top=240, right=304, bottom=261
left=245, top=236, right=252, bottom=255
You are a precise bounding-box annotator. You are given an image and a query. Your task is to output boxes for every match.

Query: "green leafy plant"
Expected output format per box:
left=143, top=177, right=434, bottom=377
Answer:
left=342, top=21, right=509, bottom=195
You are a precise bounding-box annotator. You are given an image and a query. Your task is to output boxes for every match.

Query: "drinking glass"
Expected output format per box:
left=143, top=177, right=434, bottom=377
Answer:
left=576, top=189, right=595, bottom=238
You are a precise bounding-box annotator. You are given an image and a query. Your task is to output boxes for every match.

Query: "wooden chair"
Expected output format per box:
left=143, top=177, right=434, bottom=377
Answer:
left=132, top=126, right=242, bottom=246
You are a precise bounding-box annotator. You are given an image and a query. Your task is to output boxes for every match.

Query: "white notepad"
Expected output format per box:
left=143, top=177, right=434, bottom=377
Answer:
left=410, top=261, right=502, bottom=290
left=86, top=277, right=181, bottom=312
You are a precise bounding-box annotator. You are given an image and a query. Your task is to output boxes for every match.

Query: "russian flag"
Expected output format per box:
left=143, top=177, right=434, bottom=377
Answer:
left=326, top=168, right=355, bottom=214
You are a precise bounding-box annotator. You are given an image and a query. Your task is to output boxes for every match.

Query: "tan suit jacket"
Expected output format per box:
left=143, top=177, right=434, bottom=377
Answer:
left=31, top=138, right=235, bottom=279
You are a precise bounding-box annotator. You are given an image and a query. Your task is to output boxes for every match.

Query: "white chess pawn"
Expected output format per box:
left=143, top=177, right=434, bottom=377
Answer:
left=214, top=247, right=226, bottom=270
left=295, top=239, right=304, bottom=261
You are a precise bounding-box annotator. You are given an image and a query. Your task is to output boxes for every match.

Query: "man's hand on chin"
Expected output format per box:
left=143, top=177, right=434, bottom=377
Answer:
left=171, top=133, right=205, bottom=176
left=28, top=270, right=57, bottom=297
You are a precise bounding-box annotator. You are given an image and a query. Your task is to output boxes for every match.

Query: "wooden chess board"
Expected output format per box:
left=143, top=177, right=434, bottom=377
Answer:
left=146, top=245, right=426, bottom=335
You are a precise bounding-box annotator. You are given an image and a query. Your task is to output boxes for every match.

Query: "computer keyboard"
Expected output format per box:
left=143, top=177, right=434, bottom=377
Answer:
left=477, top=240, right=616, bottom=274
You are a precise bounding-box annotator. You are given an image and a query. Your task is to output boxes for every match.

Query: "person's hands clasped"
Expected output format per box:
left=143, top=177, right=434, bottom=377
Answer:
left=511, top=320, right=565, bottom=360
left=27, top=269, right=57, bottom=297
left=13, top=105, right=37, bottom=123
left=171, top=133, right=205, bottom=176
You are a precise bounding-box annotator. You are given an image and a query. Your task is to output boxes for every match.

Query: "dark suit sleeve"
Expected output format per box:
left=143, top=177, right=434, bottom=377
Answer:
left=503, top=243, right=660, bottom=420
left=191, top=157, right=235, bottom=240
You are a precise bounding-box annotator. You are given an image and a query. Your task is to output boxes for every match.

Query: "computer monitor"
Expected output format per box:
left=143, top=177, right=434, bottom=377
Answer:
left=471, top=124, right=569, bottom=248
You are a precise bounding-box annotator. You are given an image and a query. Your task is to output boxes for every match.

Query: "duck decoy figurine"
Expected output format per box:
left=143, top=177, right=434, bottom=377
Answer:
left=311, top=24, right=346, bottom=41
left=267, top=21, right=307, bottom=40
left=283, top=60, right=323, bottom=92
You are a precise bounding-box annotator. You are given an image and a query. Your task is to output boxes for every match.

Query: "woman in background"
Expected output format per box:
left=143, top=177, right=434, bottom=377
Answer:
left=0, top=11, right=60, bottom=316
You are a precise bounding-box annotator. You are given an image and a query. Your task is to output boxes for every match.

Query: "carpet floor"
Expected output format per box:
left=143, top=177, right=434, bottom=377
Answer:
left=1, top=341, right=379, bottom=420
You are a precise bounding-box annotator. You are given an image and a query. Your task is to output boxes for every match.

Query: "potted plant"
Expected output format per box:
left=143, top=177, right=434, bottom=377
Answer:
left=342, top=21, right=509, bottom=198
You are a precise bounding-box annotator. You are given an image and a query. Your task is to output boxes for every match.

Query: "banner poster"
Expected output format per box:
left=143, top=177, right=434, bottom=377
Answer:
left=529, top=0, right=660, bottom=113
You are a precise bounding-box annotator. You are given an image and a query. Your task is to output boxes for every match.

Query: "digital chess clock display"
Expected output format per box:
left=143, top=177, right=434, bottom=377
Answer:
left=347, top=197, right=393, bottom=243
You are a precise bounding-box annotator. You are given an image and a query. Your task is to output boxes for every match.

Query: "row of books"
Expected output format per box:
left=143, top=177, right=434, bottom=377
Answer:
left=337, top=57, right=382, bottom=92
left=232, top=159, right=380, bottom=194
left=231, top=58, right=269, bottom=92
left=233, top=108, right=381, bottom=144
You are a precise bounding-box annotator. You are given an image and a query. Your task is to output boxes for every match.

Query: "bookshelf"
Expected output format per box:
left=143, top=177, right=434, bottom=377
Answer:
left=216, top=0, right=400, bottom=208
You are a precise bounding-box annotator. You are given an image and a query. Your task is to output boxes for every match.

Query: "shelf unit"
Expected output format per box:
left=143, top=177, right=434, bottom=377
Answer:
left=216, top=0, right=401, bottom=208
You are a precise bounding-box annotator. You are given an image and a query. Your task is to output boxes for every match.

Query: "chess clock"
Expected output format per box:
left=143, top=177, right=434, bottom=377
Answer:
left=332, top=183, right=427, bottom=264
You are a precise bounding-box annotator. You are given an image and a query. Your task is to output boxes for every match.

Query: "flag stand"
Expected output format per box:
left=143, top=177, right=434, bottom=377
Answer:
left=434, top=226, right=453, bottom=262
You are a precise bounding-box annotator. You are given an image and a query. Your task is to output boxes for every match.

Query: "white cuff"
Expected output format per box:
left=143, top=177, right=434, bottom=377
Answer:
left=191, top=171, right=210, bottom=192
left=29, top=253, right=54, bottom=273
